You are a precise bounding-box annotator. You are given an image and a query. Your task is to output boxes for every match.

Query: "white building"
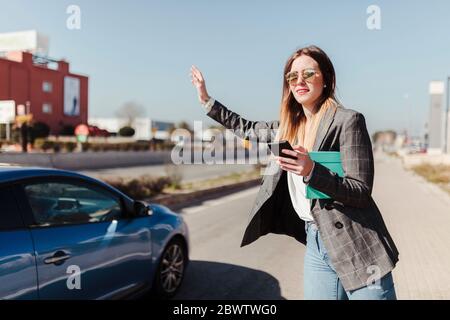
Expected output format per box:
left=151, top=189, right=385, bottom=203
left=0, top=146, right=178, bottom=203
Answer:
left=446, top=111, right=450, bottom=154
left=0, top=30, right=49, bottom=56
left=88, top=117, right=174, bottom=140
left=428, top=81, right=445, bottom=154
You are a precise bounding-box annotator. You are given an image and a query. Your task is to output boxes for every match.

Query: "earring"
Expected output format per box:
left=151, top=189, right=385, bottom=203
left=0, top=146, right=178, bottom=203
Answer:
left=324, top=84, right=327, bottom=88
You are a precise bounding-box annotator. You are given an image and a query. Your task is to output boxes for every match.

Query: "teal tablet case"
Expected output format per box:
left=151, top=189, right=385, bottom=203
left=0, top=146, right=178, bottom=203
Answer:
left=306, top=151, right=344, bottom=199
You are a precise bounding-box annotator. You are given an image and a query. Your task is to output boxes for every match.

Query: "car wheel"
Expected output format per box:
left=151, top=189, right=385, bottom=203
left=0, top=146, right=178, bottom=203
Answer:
left=152, top=238, right=187, bottom=299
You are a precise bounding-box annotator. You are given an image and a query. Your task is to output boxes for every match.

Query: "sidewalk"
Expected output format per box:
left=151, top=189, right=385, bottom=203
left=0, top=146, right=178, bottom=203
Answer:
left=373, top=151, right=450, bottom=299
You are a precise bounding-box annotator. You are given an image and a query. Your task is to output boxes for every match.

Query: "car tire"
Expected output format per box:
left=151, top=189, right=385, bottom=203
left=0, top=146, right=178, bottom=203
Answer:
left=151, top=238, right=187, bottom=299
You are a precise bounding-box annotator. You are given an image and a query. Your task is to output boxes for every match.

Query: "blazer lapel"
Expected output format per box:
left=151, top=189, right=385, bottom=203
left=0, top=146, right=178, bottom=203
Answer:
left=311, top=105, right=338, bottom=152
left=310, top=105, right=338, bottom=210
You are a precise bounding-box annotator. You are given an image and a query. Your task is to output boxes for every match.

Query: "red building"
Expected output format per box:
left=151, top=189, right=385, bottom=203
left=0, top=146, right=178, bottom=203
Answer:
left=0, top=51, right=88, bottom=134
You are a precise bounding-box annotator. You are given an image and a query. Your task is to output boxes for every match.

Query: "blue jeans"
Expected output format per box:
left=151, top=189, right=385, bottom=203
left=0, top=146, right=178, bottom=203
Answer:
left=303, top=221, right=397, bottom=300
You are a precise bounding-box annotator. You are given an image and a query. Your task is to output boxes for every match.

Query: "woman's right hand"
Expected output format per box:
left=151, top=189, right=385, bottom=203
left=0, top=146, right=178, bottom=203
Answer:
left=190, top=65, right=210, bottom=104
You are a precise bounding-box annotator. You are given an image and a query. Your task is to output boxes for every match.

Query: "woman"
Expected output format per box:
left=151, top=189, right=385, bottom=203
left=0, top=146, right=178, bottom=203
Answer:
left=190, top=45, right=399, bottom=300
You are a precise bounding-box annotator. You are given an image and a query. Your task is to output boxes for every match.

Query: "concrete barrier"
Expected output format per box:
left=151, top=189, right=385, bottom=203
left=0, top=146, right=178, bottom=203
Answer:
left=400, top=152, right=450, bottom=169
left=0, top=151, right=173, bottom=170
left=0, top=147, right=268, bottom=170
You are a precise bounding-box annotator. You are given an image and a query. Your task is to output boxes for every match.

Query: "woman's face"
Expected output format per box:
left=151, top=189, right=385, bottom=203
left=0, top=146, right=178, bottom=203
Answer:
left=287, top=55, right=324, bottom=109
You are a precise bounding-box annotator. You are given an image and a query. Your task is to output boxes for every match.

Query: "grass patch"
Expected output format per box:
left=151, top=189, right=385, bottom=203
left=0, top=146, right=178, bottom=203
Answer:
left=102, top=165, right=264, bottom=199
left=103, top=175, right=173, bottom=199
left=410, top=163, right=450, bottom=195
left=386, top=151, right=399, bottom=158
left=164, top=169, right=261, bottom=193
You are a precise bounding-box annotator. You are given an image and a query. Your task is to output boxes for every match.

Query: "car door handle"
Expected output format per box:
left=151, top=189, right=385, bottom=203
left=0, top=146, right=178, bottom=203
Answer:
left=44, top=251, right=71, bottom=265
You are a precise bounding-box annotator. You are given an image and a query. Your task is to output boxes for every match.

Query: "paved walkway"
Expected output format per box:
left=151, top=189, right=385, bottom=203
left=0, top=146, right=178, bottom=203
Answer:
left=373, top=151, right=450, bottom=299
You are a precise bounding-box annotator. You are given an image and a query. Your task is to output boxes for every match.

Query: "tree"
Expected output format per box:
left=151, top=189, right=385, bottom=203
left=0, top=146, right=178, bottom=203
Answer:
left=30, top=122, right=50, bottom=140
left=115, top=101, right=146, bottom=126
left=386, top=130, right=397, bottom=140
left=168, top=124, right=176, bottom=135
left=372, top=130, right=397, bottom=145
left=119, top=126, right=135, bottom=137
left=177, top=121, right=193, bottom=133
left=372, top=131, right=381, bottom=143
left=59, top=124, right=75, bottom=136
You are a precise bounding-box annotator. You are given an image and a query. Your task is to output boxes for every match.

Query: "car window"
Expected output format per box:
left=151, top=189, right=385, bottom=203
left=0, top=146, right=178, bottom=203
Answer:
left=0, top=186, right=24, bottom=230
left=24, top=181, right=122, bottom=226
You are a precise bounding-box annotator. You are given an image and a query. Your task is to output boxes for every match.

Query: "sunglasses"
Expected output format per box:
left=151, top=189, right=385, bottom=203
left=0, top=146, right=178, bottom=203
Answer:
left=285, top=68, right=320, bottom=86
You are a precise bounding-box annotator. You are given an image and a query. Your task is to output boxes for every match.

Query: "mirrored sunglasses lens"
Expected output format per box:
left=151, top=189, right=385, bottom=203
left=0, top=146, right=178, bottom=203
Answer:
left=303, top=70, right=315, bottom=80
left=286, top=73, right=298, bottom=85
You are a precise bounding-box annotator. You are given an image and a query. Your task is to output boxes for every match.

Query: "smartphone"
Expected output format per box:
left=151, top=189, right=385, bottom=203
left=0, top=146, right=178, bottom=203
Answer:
left=267, top=140, right=298, bottom=160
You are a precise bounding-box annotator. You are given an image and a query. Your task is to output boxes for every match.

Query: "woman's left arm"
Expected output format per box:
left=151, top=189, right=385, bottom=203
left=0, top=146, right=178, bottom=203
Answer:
left=305, top=112, right=374, bottom=208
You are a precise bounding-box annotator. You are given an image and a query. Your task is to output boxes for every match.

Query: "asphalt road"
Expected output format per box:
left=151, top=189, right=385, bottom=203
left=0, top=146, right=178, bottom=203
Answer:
left=174, top=186, right=304, bottom=300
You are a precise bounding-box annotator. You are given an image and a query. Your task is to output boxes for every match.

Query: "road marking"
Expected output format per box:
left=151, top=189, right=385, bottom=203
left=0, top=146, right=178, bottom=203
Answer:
left=181, top=186, right=260, bottom=215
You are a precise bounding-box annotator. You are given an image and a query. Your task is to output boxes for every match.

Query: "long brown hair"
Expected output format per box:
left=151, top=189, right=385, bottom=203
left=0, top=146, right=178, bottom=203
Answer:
left=275, top=46, right=339, bottom=151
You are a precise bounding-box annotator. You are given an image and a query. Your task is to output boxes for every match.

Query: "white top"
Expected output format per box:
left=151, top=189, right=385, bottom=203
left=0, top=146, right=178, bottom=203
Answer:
left=287, top=162, right=315, bottom=222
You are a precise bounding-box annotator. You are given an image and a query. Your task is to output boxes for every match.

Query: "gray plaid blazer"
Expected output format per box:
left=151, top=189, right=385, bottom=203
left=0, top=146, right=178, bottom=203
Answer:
left=205, top=99, right=399, bottom=292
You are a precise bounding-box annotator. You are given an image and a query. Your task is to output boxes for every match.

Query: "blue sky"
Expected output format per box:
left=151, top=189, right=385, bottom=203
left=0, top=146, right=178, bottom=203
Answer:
left=1, top=0, right=450, bottom=136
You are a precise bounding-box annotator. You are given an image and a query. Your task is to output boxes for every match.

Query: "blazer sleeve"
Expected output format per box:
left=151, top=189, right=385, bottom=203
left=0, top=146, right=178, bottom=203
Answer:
left=304, top=112, right=374, bottom=208
left=205, top=99, right=279, bottom=143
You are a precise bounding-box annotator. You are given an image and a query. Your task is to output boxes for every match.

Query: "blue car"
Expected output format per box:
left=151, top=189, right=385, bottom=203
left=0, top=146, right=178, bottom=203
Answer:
left=0, top=166, right=190, bottom=300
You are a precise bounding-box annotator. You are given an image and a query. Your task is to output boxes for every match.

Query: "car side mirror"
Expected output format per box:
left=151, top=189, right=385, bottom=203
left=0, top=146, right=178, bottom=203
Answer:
left=134, top=200, right=153, bottom=217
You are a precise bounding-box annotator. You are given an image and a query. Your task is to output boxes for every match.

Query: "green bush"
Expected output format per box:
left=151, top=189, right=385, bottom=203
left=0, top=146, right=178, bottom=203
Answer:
left=132, top=142, right=149, bottom=151
left=42, top=140, right=55, bottom=152
left=81, top=142, right=91, bottom=152
left=31, top=122, right=50, bottom=140
left=119, top=143, right=132, bottom=151
left=53, top=142, right=62, bottom=153
left=91, top=144, right=102, bottom=152
left=59, top=124, right=75, bottom=136
left=34, top=138, right=46, bottom=151
left=64, top=142, right=77, bottom=152
left=105, top=175, right=173, bottom=199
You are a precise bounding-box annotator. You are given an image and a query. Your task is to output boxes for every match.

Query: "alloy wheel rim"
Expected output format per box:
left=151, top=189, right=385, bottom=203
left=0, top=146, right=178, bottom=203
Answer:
left=160, top=244, right=184, bottom=293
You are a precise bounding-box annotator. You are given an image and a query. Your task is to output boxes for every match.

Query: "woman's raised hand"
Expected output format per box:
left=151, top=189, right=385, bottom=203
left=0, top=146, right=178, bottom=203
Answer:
left=190, top=65, right=210, bottom=104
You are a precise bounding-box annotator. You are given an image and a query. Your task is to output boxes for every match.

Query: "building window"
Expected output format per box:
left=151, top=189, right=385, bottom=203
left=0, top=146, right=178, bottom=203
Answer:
left=42, top=81, right=53, bottom=93
left=42, top=103, right=52, bottom=114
